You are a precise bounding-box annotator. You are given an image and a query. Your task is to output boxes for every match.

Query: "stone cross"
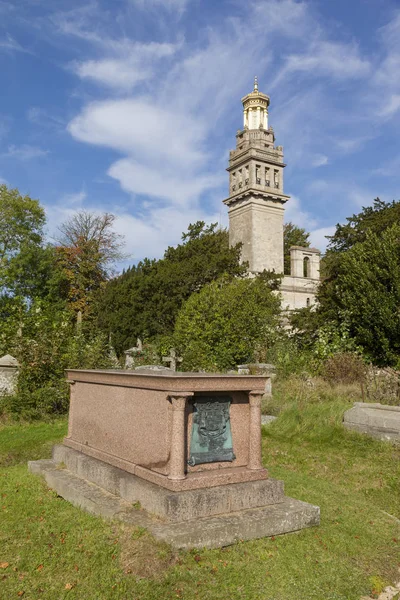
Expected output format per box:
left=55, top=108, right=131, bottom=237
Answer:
left=124, top=338, right=143, bottom=369
left=162, top=348, right=182, bottom=372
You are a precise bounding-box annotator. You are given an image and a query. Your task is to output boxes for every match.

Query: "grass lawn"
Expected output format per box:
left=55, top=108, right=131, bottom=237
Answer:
left=1, top=383, right=399, bottom=600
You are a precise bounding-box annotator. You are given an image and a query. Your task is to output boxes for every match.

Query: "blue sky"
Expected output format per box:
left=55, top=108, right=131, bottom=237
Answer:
left=1, top=0, right=400, bottom=264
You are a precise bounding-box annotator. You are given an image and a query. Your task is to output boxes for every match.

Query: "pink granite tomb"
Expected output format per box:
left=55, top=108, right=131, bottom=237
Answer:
left=64, top=369, right=268, bottom=491
left=29, top=368, right=320, bottom=548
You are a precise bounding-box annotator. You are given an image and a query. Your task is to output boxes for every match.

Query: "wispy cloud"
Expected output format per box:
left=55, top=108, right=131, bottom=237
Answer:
left=311, top=154, right=329, bottom=167
left=378, top=94, right=400, bottom=119
left=3, top=144, right=49, bottom=160
left=272, top=40, right=370, bottom=88
left=0, top=33, right=28, bottom=53
left=60, top=190, right=87, bottom=205
left=129, top=0, right=192, bottom=17
left=26, top=107, right=65, bottom=129
left=72, top=40, right=180, bottom=90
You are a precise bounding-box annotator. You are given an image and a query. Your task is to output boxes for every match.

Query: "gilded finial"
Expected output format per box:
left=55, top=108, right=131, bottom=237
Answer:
left=254, top=75, right=258, bottom=92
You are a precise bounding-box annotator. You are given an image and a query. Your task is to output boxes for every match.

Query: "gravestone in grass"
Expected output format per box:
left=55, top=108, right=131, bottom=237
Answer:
left=0, top=355, right=19, bottom=396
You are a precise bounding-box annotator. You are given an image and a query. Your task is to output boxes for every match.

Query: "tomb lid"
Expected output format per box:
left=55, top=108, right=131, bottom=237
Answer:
left=0, top=354, right=19, bottom=367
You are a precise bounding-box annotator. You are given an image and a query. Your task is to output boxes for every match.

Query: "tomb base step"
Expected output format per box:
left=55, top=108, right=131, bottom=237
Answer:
left=28, top=458, right=320, bottom=549
left=50, top=445, right=285, bottom=522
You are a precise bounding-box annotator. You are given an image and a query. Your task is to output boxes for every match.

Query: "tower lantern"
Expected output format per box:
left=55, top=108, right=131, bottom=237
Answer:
left=242, top=76, right=270, bottom=130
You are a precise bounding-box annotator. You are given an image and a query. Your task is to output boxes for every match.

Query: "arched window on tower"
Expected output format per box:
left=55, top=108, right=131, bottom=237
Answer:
left=303, top=256, right=310, bottom=278
left=306, top=297, right=310, bottom=308
left=256, top=165, right=261, bottom=185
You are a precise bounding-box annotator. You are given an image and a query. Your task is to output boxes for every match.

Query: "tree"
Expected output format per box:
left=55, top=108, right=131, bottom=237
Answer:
left=56, top=211, right=126, bottom=316
left=97, top=222, right=247, bottom=354
left=318, top=198, right=400, bottom=322
left=0, top=184, right=46, bottom=296
left=283, top=222, right=310, bottom=275
left=320, top=224, right=400, bottom=366
left=326, top=198, right=400, bottom=253
left=173, top=275, right=282, bottom=371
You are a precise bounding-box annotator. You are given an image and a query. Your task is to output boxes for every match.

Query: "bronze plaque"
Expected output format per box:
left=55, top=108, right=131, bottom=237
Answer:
left=188, top=396, right=235, bottom=466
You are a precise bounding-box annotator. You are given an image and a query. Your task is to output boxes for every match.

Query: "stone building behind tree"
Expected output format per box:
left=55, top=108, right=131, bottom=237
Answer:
left=223, top=77, right=320, bottom=310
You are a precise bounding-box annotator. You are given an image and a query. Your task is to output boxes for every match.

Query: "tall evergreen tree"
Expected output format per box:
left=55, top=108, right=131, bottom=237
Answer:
left=97, top=222, right=247, bottom=354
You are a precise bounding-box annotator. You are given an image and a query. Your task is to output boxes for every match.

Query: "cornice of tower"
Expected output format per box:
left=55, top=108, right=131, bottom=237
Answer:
left=222, top=189, right=290, bottom=208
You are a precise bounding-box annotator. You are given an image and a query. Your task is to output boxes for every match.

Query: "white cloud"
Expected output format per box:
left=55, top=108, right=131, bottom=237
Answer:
left=109, top=158, right=223, bottom=205
left=75, top=58, right=149, bottom=90
left=114, top=205, right=221, bottom=262
left=311, top=154, right=328, bottom=167
left=378, top=94, right=400, bottom=119
left=72, top=40, right=180, bottom=90
left=309, top=226, right=335, bottom=253
left=284, top=194, right=318, bottom=231
left=3, top=144, right=49, bottom=160
left=68, top=98, right=205, bottom=167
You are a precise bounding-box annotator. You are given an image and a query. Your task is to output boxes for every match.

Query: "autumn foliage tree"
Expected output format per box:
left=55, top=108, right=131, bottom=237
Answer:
left=56, top=211, right=126, bottom=316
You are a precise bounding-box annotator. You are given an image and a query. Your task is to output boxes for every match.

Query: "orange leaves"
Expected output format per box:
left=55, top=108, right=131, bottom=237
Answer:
left=65, top=583, right=75, bottom=590
left=0, top=562, right=9, bottom=569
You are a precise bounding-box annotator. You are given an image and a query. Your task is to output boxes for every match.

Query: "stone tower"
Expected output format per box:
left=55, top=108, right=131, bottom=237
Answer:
left=223, top=78, right=321, bottom=311
left=223, top=77, right=290, bottom=274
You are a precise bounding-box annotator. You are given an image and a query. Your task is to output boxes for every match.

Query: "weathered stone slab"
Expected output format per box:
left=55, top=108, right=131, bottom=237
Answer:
left=343, top=402, right=400, bottom=442
left=28, top=457, right=319, bottom=549
left=151, top=498, right=320, bottom=549
left=261, top=415, right=277, bottom=425
left=51, top=445, right=285, bottom=522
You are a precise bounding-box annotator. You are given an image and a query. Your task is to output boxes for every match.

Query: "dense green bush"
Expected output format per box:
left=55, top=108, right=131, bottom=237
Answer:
left=174, top=276, right=281, bottom=371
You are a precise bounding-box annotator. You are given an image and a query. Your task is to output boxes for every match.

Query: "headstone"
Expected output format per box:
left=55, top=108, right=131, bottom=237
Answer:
left=162, top=348, right=182, bottom=372
left=343, top=402, right=400, bottom=442
left=237, top=363, right=275, bottom=396
left=0, top=354, right=19, bottom=396
left=124, top=338, right=143, bottom=369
